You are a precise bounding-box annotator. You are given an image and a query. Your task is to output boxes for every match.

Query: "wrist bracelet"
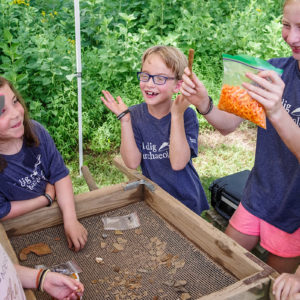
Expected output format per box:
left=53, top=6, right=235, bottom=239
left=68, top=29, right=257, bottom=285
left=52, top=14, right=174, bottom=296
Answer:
left=117, top=109, right=130, bottom=120
left=36, top=268, right=43, bottom=289
left=40, top=269, right=50, bottom=292
left=37, top=269, right=48, bottom=291
left=44, top=193, right=53, bottom=207
left=196, top=96, right=214, bottom=115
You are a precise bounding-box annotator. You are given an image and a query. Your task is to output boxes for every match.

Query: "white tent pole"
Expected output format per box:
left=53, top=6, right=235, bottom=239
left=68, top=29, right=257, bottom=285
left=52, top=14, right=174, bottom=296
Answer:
left=74, top=0, right=83, bottom=175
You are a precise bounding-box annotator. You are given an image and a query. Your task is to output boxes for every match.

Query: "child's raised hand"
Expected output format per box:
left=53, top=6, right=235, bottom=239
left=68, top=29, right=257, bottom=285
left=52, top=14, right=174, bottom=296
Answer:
left=171, top=94, right=190, bottom=116
left=180, top=67, right=210, bottom=112
left=242, top=70, right=285, bottom=120
left=273, top=272, right=300, bottom=300
left=101, top=90, right=128, bottom=118
left=64, top=220, right=88, bottom=252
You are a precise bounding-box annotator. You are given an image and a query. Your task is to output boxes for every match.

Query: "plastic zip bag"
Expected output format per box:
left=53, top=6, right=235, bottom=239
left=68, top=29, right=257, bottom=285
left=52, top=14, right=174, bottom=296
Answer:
left=35, top=260, right=82, bottom=275
left=102, top=212, right=140, bottom=230
left=218, top=54, right=283, bottom=129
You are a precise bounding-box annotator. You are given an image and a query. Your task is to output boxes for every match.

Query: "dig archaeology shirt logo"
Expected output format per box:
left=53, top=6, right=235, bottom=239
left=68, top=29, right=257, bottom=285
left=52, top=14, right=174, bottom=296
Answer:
left=282, top=99, right=300, bottom=127
left=18, top=154, right=46, bottom=190
left=142, top=142, right=169, bottom=160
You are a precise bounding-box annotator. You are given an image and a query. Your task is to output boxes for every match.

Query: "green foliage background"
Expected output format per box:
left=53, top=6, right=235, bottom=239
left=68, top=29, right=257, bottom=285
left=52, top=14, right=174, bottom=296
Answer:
left=0, top=0, right=290, bottom=161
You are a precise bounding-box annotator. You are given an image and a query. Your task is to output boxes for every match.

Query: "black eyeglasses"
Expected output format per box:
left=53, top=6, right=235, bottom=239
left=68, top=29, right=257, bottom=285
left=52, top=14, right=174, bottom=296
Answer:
left=137, top=72, right=176, bottom=85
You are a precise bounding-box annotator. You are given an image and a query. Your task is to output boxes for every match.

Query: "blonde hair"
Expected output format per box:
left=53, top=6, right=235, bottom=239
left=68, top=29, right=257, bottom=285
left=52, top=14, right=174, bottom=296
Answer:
left=141, top=45, right=188, bottom=80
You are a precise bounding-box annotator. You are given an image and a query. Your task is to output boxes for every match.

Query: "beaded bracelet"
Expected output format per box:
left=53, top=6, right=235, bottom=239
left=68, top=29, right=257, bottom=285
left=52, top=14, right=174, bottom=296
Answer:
left=196, top=96, right=214, bottom=116
left=117, top=109, right=130, bottom=120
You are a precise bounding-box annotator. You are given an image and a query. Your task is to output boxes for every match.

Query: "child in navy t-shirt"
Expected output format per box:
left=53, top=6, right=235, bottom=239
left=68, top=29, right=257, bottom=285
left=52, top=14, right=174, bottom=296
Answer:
left=101, top=45, right=209, bottom=215
left=0, top=76, right=87, bottom=252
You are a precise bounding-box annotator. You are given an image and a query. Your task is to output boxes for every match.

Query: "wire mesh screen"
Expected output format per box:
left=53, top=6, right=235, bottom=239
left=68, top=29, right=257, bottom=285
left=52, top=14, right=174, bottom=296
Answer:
left=10, top=201, right=238, bottom=299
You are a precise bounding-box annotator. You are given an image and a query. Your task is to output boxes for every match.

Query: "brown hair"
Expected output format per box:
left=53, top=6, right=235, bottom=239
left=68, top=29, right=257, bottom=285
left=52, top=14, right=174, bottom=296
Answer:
left=0, top=77, right=39, bottom=171
left=141, top=45, right=188, bottom=80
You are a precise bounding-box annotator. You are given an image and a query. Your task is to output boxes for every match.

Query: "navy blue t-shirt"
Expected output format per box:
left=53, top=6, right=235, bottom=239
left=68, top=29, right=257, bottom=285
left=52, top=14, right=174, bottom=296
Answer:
left=130, top=102, right=209, bottom=214
left=0, top=120, right=69, bottom=218
left=242, top=57, right=300, bottom=233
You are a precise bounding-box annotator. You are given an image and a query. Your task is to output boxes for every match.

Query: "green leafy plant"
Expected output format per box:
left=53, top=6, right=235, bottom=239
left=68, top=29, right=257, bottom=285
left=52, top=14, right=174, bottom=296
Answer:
left=0, top=0, right=288, bottom=164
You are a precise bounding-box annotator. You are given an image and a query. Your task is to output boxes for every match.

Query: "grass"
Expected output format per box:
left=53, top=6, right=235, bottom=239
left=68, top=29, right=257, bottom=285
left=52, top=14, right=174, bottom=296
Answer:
left=68, top=123, right=256, bottom=205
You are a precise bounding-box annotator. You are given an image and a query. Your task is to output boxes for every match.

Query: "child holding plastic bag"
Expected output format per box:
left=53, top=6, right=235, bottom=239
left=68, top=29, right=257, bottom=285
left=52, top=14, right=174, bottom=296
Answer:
left=180, top=0, right=300, bottom=280
left=0, top=242, right=84, bottom=300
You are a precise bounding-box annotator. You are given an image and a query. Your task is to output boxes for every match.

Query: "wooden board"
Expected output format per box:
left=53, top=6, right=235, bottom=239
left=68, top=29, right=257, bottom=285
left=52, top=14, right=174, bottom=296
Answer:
left=3, top=182, right=143, bottom=237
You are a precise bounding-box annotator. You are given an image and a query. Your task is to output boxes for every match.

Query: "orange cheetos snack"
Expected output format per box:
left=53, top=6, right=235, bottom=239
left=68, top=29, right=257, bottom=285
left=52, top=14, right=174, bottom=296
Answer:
left=218, top=84, right=266, bottom=129
left=218, top=54, right=283, bottom=129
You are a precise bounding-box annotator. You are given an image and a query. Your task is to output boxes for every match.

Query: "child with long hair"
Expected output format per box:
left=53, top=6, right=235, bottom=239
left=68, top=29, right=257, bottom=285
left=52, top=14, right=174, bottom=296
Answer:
left=0, top=76, right=87, bottom=252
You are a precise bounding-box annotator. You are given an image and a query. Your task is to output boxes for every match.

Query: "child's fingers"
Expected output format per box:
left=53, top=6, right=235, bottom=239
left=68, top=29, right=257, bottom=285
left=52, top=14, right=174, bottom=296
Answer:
left=116, top=96, right=124, bottom=105
left=245, top=71, right=284, bottom=92
left=183, top=66, right=192, bottom=77
left=180, top=85, right=195, bottom=97
left=102, top=90, right=114, bottom=102
left=66, top=236, right=73, bottom=250
left=72, top=238, right=81, bottom=252
left=242, top=82, right=272, bottom=102
left=182, top=73, right=195, bottom=88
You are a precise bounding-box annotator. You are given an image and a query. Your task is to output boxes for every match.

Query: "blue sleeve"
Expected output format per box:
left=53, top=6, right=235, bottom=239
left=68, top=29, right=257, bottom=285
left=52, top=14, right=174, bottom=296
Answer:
left=34, top=122, right=69, bottom=184
left=0, top=194, right=11, bottom=218
left=184, top=108, right=199, bottom=158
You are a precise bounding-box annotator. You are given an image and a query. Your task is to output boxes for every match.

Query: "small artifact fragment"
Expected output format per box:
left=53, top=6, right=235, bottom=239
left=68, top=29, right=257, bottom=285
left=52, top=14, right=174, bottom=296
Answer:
left=135, top=228, right=142, bottom=235
left=174, top=280, right=187, bottom=287
left=102, top=233, right=108, bottom=239
left=95, top=257, right=104, bottom=264
left=19, top=243, right=52, bottom=261
left=100, top=242, right=107, bottom=249
left=175, top=286, right=188, bottom=293
left=117, top=237, right=127, bottom=244
left=163, top=280, right=174, bottom=287
left=137, top=268, right=149, bottom=273
left=180, top=293, right=191, bottom=300
left=174, top=259, right=185, bottom=269
left=161, top=253, right=173, bottom=262
left=114, top=230, right=123, bottom=235
left=113, top=243, right=124, bottom=251
left=113, top=266, right=120, bottom=273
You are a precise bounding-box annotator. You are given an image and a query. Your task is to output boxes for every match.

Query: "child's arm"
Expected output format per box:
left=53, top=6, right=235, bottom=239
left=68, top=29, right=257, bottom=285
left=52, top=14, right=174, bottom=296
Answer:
left=180, top=67, right=243, bottom=135
left=55, top=175, right=88, bottom=252
left=101, top=91, right=141, bottom=169
left=15, top=264, right=84, bottom=299
left=243, top=71, right=300, bottom=163
left=0, top=183, right=55, bottom=220
left=169, top=95, right=192, bottom=170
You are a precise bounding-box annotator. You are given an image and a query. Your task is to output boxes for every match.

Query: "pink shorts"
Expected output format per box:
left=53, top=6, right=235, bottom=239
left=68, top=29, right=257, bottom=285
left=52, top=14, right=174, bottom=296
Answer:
left=229, top=203, right=300, bottom=257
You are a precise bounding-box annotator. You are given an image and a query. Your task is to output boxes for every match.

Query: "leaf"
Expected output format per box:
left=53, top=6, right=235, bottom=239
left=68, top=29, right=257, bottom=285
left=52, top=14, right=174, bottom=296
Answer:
left=4, top=29, right=13, bottom=43
left=66, top=74, right=76, bottom=81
